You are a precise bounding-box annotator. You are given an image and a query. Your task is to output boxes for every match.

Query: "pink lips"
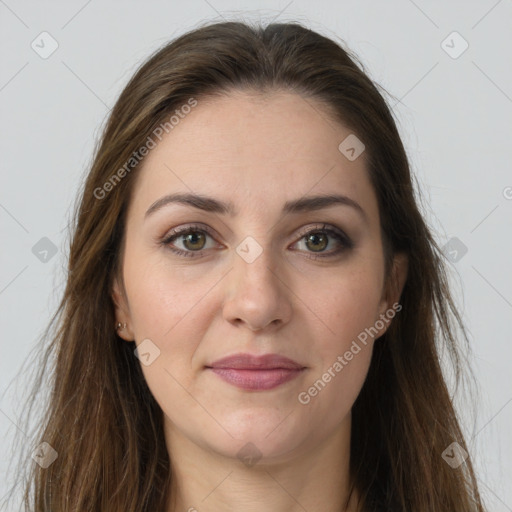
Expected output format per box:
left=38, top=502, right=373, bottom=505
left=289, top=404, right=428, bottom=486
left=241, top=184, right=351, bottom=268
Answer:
left=206, top=353, right=306, bottom=391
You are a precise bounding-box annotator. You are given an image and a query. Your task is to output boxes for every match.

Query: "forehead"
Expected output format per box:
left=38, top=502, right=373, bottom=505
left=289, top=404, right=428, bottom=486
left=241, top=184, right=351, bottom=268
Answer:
left=130, top=90, right=378, bottom=221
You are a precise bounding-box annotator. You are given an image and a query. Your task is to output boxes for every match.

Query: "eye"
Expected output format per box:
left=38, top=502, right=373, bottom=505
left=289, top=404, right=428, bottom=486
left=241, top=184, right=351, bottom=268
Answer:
left=161, top=224, right=219, bottom=258
left=291, top=224, right=353, bottom=259
left=160, top=223, right=353, bottom=260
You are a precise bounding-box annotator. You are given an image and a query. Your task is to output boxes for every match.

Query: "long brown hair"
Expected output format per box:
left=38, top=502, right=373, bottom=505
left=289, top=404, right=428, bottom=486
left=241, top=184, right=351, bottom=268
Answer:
left=4, top=19, right=486, bottom=511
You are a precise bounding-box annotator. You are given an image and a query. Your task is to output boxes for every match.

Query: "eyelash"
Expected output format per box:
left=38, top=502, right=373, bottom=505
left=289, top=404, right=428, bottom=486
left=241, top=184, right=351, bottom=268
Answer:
left=161, top=223, right=353, bottom=260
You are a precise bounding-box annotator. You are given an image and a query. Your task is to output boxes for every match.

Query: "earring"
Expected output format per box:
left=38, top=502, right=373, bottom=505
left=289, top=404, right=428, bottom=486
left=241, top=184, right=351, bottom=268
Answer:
left=116, top=322, right=127, bottom=331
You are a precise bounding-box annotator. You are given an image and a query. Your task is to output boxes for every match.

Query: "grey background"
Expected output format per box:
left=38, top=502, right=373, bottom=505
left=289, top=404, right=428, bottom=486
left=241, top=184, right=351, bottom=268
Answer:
left=1, top=0, right=511, bottom=509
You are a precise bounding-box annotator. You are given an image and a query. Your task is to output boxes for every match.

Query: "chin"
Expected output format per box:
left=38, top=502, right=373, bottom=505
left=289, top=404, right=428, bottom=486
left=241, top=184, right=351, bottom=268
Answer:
left=206, top=412, right=305, bottom=461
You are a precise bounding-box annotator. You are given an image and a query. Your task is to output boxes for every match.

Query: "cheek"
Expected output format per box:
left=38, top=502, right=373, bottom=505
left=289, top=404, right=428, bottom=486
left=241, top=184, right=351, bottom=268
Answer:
left=311, top=264, right=384, bottom=347
left=297, top=264, right=383, bottom=400
left=123, top=246, right=216, bottom=338
left=123, top=259, right=207, bottom=413
left=295, top=281, right=380, bottom=428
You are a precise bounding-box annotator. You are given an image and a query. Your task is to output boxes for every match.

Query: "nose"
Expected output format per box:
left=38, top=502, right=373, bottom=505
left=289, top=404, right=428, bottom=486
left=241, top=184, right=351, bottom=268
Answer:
left=222, top=244, right=293, bottom=332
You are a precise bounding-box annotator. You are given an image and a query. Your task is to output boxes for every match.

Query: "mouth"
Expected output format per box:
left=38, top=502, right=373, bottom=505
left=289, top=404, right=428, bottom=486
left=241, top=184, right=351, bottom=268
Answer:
left=205, top=353, right=306, bottom=391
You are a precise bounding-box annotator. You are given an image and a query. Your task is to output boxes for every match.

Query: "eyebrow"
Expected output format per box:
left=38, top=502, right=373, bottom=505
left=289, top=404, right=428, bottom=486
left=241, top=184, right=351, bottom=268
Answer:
left=145, top=192, right=367, bottom=222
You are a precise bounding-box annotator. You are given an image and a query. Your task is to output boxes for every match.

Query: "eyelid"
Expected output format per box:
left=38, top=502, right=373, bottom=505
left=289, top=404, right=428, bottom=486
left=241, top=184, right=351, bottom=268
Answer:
left=160, top=223, right=219, bottom=245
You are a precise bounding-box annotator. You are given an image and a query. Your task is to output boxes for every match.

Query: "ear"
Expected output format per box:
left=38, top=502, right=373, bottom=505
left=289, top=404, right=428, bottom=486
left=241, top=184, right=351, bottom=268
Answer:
left=376, top=252, right=408, bottom=337
left=384, top=252, right=408, bottom=308
left=112, top=278, right=135, bottom=342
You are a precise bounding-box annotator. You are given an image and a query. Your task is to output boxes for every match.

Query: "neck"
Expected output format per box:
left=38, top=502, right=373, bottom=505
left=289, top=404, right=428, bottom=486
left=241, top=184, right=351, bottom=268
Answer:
left=164, top=416, right=361, bottom=512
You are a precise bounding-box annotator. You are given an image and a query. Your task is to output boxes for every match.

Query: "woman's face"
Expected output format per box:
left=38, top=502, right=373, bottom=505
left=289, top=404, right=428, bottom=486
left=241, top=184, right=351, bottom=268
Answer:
left=113, top=90, right=406, bottom=464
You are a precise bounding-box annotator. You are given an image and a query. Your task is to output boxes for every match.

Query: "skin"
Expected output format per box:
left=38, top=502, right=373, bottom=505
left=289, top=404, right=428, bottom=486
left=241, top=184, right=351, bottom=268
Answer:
left=112, top=90, right=408, bottom=512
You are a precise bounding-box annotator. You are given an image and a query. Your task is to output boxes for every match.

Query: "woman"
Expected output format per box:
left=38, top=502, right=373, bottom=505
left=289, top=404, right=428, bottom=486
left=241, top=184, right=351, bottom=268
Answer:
left=8, top=19, right=486, bottom=511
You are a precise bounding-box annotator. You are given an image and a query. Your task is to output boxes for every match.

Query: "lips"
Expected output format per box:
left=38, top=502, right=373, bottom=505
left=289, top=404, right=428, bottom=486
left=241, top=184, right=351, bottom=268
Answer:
left=208, top=353, right=304, bottom=370
left=206, top=353, right=306, bottom=391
